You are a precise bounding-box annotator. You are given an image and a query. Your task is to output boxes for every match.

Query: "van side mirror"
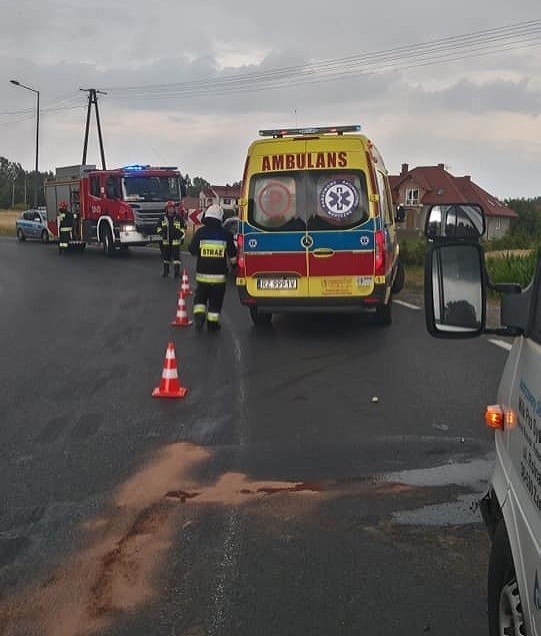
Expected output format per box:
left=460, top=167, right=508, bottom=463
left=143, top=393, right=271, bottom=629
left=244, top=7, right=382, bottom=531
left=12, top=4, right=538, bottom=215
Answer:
left=424, top=242, right=486, bottom=338
left=395, top=205, right=406, bottom=223
left=425, top=204, right=485, bottom=240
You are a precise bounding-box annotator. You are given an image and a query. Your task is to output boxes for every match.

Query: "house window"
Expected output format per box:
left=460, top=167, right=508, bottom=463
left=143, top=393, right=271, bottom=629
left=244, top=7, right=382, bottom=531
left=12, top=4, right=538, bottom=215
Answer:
left=496, top=218, right=502, bottom=231
left=223, top=198, right=231, bottom=205
left=405, top=188, right=419, bottom=205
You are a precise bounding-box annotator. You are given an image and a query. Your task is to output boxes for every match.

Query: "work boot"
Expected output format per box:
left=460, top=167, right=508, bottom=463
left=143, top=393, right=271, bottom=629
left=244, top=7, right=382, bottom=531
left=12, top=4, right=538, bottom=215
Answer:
left=173, top=264, right=180, bottom=279
left=207, top=321, right=221, bottom=333
left=162, top=263, right=170, bottom=277
left=194, top=314, right=206, bottom=332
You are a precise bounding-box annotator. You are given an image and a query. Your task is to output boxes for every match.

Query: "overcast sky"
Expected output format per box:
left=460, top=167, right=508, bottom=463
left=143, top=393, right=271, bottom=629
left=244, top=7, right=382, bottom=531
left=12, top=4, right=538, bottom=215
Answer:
left=1, top=0, right=540, bottom=199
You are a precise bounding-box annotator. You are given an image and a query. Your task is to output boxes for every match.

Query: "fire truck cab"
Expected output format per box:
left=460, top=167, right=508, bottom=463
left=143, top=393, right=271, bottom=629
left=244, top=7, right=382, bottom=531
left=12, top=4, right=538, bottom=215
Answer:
left=44, top=164, right=187, bottom=255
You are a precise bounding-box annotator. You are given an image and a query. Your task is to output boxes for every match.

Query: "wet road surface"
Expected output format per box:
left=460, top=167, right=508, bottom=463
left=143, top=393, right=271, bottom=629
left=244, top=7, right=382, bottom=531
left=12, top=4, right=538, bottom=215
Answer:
left=0, top=237, right=508, bottom=635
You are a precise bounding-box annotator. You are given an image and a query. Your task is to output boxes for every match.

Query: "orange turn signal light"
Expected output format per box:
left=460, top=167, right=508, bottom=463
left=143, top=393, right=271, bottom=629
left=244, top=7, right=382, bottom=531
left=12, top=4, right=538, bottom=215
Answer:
left=485, top=405, right=504, bottom=430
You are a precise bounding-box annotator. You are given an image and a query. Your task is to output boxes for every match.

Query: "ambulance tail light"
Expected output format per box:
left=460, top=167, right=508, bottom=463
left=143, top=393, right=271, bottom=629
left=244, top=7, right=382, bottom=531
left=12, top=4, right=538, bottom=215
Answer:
left=237, top=233, right=246, bottom=274
left=375, top=230, right=385, bottom=274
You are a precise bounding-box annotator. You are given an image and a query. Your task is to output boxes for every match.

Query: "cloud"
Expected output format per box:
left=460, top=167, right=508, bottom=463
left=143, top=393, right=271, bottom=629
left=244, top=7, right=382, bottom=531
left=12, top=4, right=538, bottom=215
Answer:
left=1, top=1, right=541, bottom=197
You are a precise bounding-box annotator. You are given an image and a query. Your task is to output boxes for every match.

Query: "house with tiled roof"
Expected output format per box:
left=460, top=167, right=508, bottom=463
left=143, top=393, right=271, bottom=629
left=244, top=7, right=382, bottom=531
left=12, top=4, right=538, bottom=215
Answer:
left=199, top=185, right=241, bottom=220
left=389, top=163, right=518, bottom=240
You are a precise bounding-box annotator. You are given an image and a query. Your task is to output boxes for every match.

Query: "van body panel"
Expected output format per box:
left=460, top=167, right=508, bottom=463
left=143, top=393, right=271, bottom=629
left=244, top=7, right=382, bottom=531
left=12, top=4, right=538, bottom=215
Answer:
left=496, top=335, right=541, bottom=635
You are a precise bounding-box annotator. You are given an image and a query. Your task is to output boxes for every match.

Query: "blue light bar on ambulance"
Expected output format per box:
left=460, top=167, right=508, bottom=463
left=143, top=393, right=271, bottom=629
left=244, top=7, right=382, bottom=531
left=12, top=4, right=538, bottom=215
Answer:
left=258, top=125, right=361, bottom=138
left=122, top=164, right=150, bottom=171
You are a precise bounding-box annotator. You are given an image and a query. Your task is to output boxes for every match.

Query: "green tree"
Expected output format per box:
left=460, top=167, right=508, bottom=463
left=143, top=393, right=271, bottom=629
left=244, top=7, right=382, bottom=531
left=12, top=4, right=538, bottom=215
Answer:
left=504, top=197, right=541, bottom=242
left=0, top=155, right=51, bottom=208
left=186, top=176, right=211, bottom=198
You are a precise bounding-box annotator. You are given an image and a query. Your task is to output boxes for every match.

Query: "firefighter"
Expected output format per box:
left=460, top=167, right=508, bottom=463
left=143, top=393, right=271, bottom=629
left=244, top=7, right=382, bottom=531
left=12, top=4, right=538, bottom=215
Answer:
left=156, top=200, right=186, bottom=277
left=57, top=200, right=73, bottom=255
left=188, top=204, right=237, bottom=332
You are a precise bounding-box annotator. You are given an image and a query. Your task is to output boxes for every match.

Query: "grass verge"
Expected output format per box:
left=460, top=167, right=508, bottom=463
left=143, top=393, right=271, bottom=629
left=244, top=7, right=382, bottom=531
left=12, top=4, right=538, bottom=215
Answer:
left=0, top=210, right=18, bottom=236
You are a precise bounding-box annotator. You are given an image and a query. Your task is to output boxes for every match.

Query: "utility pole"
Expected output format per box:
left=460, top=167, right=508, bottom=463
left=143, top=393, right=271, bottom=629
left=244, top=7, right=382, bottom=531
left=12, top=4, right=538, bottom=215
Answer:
left=80, top=88, right=107, bottom=169
left=9, top=80, right=40, bottom=208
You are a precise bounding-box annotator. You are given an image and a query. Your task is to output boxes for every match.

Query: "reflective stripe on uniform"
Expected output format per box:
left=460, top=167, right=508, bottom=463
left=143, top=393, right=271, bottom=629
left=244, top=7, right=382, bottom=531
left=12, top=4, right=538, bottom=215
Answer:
left=200, top=240, right=226, bottom=258
left=193, top=304, right=207, bottom=315
left=207, top=312, right=220, bottom=322
left=60, top=227, right=72, bottom=232
left=173, top=260, right=181, bottom=265
left=195, top=273, right=226, bottom=283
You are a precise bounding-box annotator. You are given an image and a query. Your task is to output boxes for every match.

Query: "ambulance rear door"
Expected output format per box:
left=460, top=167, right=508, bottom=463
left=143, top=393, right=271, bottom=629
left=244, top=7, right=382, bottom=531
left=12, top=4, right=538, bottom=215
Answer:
left=303, top=145, right=375, bottom=298
left=244, top=170, right=309, bottom=298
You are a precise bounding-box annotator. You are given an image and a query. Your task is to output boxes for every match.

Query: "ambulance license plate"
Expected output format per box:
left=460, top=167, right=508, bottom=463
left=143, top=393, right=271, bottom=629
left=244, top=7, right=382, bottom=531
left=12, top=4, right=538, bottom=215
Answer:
left=257, top=278, right=297, bottom=290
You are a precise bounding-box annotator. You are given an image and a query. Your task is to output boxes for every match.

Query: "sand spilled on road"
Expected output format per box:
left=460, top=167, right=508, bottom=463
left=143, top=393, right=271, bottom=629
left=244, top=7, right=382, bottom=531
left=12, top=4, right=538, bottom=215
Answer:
left=0, top=442, right=414, bottom=636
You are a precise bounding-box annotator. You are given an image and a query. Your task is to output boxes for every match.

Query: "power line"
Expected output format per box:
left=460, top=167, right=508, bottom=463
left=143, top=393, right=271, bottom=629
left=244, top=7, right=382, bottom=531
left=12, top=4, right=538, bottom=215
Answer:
left=1, top=18, right=539, bottom=124
left=100, top=19, right=541, bottom=99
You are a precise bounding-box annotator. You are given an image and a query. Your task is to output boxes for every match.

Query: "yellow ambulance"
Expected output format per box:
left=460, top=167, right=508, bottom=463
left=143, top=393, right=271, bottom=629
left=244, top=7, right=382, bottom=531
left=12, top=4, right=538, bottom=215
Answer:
left=235, top=125, right=404, bottom=326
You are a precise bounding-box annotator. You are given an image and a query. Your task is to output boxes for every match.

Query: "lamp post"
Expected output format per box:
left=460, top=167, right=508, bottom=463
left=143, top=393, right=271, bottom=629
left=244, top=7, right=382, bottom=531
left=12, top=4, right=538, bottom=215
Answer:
left=10, top=80, right=40, bottom=209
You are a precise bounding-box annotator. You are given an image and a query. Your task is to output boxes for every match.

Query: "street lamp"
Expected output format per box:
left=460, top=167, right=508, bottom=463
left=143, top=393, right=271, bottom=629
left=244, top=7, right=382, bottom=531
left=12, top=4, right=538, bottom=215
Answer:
left=10, top=79, right=40, bottom=209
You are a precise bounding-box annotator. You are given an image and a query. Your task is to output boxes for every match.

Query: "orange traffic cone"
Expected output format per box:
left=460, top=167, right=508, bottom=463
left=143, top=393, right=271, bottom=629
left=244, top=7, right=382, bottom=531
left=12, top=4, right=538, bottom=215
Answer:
left=180, top=268, right=193, bottom=296
left=152, top=342, right=188, bottom=398
left=171, top=293, right=192, bottom=327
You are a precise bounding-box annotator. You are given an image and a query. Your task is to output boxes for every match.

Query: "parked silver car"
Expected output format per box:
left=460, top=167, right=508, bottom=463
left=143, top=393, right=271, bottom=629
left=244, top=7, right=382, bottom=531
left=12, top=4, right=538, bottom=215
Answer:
left=16, top=208, right=51, bottom=243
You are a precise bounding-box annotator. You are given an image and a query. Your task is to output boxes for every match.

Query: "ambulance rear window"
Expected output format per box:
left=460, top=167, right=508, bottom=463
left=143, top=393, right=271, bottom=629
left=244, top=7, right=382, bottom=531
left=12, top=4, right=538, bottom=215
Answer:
left=248, top=170, right=369, bottom=231
left=250, top=175, right=300, bottom=230
left=311, top=172, right=369, bottom=229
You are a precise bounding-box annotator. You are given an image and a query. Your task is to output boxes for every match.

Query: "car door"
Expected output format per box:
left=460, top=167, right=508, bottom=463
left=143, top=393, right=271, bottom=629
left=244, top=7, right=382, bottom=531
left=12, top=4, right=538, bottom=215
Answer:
left=31, top=212, right=43, bottom=238
left=24, top=211, right=36, bottom=238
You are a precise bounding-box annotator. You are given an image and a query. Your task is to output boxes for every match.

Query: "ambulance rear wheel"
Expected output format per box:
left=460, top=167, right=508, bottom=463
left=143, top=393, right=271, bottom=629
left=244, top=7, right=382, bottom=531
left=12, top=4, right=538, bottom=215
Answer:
left=375, top=299, right=392, bottom=326
left=488, top=521, right=525, bottom=636
left=250, top=306, right=272, bottom=326
left=17, top=228, right=25, bottom=242
left=392, top=260, right=405, bottom=294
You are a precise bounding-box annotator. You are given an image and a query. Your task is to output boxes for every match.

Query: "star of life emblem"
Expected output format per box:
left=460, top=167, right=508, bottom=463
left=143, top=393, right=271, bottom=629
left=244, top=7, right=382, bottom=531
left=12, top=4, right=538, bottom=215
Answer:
left=320, top=179, right=359, bottom=219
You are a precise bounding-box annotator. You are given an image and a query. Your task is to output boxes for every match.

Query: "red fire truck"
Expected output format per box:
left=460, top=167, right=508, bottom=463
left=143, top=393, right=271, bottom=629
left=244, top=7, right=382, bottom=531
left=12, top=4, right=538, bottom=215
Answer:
left=44, top=164, right=187, bottom=255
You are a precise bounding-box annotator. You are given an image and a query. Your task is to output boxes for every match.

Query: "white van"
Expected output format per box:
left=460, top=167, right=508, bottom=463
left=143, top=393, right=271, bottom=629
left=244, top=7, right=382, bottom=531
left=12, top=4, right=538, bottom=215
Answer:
left=423, top=203, right=541, bottom=636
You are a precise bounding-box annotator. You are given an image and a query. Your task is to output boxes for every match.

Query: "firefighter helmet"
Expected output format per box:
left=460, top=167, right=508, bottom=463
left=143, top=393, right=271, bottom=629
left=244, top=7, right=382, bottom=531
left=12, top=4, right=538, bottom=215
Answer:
left=165, top=200, right=177, bottom=212
left=205, top=204, right=224, bottom=222
left=58, top=201, right=68, bottom=210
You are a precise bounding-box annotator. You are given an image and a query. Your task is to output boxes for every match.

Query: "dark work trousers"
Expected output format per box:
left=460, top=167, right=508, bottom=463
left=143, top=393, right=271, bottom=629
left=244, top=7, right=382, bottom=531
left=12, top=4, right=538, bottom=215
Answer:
left=193, top=282, right=226, bottom=323
left=160, top=243, right=181, bottom=265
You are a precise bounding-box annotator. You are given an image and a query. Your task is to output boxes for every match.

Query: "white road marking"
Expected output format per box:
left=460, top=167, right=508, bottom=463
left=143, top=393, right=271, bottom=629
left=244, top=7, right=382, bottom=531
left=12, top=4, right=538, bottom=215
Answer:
left=488, top=339, right=513, bottom=351
left=207, top=317, right=247, bottom=636
left=393, top=299, right=421, bottom=310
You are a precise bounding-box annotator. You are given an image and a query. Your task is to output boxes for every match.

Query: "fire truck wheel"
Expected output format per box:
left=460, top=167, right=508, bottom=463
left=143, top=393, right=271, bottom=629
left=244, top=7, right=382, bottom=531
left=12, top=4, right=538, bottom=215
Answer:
left=102, top=225, right=115, bottom=257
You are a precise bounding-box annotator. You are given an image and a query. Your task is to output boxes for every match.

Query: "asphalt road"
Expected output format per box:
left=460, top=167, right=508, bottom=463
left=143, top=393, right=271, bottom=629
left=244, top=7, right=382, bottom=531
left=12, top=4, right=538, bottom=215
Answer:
left=0, top=236, right=508, bottom=636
